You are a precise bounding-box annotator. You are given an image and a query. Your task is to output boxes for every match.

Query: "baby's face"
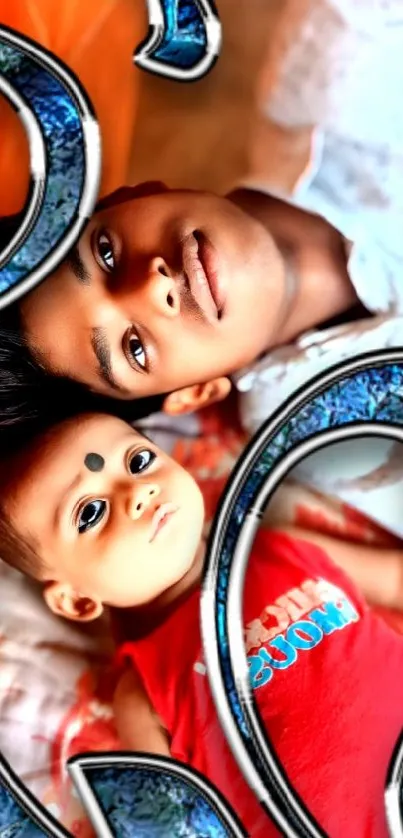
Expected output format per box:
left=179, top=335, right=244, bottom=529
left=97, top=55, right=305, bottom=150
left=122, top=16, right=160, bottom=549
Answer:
left=5, top=414, right=204, bottom=609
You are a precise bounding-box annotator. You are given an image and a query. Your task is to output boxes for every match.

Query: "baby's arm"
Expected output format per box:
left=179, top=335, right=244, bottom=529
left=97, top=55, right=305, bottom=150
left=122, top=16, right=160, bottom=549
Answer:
left=274, top=526, right=403, bottom=612
left=114, top=666, right=171, bottom=756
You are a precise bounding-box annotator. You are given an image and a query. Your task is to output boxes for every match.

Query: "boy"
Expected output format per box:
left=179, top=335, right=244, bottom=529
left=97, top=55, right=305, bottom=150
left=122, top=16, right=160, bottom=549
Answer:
left=1, top=1, right=402, bottom=424
left=1, top=412, right=403, bottom=836
left=2, top=180, right=357, bottom=414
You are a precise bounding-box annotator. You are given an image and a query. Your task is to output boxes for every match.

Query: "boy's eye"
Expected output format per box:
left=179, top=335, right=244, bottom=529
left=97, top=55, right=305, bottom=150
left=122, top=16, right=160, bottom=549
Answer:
left=97, top=232, right=115, bottom=272
left=77, top=499, right=107, bottom=534
left=127, top=331, right=146, bottom=371
left=129, top=448, right=156, bottom=475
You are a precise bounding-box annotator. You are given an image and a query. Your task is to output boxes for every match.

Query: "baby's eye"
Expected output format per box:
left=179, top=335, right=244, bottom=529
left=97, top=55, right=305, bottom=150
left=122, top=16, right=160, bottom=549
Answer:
left=97, top=231, right=115, bottom=272
left=77, top=499, right=107, bottom=534
left=128, top=332, right=146, bottom=370
left=129, top=449, right=156, bottom=475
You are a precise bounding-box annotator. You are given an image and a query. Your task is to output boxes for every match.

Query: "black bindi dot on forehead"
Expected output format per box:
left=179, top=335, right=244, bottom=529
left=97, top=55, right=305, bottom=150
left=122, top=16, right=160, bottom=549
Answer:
left=84, top=453, right=105, bottom=473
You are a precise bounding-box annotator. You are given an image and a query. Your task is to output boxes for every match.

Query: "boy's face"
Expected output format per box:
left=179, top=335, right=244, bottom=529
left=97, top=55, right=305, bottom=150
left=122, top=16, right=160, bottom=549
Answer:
left=19, top=186, right=285, bottom=403
left=4, top=414, right=204, bottom=614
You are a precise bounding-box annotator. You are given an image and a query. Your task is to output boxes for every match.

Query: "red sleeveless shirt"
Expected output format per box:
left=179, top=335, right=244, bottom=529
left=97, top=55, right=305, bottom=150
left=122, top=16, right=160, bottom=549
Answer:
left=118, top=530, right=403, bottom=837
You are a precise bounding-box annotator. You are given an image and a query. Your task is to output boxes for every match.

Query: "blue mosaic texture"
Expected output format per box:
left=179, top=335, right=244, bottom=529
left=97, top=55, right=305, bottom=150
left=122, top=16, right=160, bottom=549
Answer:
left=154, top=0, right=207, bottom=68
left=0, top=783, right=49, bottom=838
left=86, top=765, right=240, bottom=837
left=0, top=37, right=85, bottom=294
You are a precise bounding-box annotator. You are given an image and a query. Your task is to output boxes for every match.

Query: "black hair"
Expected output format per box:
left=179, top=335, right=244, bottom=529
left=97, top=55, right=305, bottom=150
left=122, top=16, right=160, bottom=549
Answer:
left=0, top=318, right=164, bottom=454
left=0, top=213, right=165, bottom=446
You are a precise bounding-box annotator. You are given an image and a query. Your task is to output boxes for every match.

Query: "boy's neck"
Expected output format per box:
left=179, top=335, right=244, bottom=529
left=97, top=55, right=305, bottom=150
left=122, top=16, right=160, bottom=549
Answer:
left=229, top=189, right=360, bottom=347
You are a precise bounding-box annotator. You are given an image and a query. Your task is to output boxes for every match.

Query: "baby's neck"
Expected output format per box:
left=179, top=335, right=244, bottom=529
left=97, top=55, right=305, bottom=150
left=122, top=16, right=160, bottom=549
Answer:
left=112, top=540, right=206, bottom=642
left=230, top=189, right=359, bottom=345
left=158, top=538, right=206, bottom=610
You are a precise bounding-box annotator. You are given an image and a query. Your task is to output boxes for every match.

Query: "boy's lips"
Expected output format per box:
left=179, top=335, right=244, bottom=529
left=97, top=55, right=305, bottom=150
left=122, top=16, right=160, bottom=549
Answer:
left=149, top=503, right=179, bottom=542
left=181, top=231, right=225, bottom=322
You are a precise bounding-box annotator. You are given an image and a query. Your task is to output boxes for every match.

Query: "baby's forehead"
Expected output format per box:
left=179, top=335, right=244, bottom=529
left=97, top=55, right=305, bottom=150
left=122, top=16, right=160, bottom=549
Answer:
left=5, top=414, right=142, bottom=489
left=53, top=412, right=147, bottom=443
left=45, top=412, right=130, bottom=443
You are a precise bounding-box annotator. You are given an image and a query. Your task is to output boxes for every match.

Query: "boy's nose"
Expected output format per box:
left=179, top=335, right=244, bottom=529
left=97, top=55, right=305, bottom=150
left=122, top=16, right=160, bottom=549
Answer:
left=126, top=482, right=160, bottom=520
left=147, top=257, right=180, bottom=318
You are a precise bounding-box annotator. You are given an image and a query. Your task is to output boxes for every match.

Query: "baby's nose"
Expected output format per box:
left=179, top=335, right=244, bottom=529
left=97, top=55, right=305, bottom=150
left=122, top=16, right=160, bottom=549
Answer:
left=127, top=483, right=160, bottom=520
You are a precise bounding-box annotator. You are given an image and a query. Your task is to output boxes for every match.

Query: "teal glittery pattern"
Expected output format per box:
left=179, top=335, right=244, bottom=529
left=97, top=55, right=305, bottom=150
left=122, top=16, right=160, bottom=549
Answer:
left=153, top=0, right=206, bottom=67
left=86, top=766, right=242, bottom=837
left=135, top=0, right=221, bottom=79
left=0, top=34, right=90, bottom=297
left=0, top=784, right=51, bottom=838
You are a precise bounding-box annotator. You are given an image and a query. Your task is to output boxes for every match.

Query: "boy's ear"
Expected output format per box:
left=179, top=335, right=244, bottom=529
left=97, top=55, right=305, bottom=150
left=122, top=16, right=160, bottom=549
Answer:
left=162, top=378, right=232, bottom=416
left=43, top=582, right=103, bottom=623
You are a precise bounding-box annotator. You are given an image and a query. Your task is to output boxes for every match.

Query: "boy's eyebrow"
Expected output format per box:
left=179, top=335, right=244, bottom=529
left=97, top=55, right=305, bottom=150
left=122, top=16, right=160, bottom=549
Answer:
left=91, top=327, right=131, bottom=396
left=66, top=246, right=91, bottom=285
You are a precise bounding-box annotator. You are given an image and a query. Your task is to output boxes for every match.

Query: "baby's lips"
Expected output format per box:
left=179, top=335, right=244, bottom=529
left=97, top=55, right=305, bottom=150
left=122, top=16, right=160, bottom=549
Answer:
left=149, top=503, right=179, bottom=542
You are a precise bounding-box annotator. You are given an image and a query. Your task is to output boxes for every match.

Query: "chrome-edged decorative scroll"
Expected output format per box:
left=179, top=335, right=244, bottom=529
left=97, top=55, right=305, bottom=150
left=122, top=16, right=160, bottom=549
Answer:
left=135, top=0, right=221, bottom=82
left=68, top=752, right=247, bottom=837
left=0, top=752, right=71, bottom=838
left=0, top=25, right=100, bottom=308
left=201, top=349, right=403, bottom=837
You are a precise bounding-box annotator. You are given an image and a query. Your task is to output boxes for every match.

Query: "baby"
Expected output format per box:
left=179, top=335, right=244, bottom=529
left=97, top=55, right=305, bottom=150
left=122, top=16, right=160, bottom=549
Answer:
left=1, top=412, right=403, bottom=837
left=2, top=1, right=403, bottom=428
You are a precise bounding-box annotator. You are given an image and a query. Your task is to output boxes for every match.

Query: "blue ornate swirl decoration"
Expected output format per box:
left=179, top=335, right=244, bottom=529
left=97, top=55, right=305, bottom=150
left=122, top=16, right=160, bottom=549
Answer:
left=0, top=25, right=101, bottom=308
left=135, top=0, right=222, bottom=81
left=68, top=752, right=247, bottom=837
left=201, top=350, right=403, bottom=838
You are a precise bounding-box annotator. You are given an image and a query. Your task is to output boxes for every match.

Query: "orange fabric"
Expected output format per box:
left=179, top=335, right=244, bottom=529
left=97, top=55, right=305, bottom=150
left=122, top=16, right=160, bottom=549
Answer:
left=0, top=0, right=145, bottom=214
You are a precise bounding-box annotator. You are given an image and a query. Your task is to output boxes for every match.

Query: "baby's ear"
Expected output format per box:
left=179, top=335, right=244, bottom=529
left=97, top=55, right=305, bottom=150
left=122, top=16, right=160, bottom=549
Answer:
left=162, top=378, right=232, bottom=416
left=43, top=581, right=103, bottom=623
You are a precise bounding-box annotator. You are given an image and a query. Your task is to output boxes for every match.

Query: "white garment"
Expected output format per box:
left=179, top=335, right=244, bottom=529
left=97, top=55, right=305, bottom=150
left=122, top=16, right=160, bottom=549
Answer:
left=241, top=0, right=403, bottom=316
left=235, top=0, right=403, bottom=423
left=234, top=316, right=403, bottom=433
left=233, top=0, right=403, bottom=533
